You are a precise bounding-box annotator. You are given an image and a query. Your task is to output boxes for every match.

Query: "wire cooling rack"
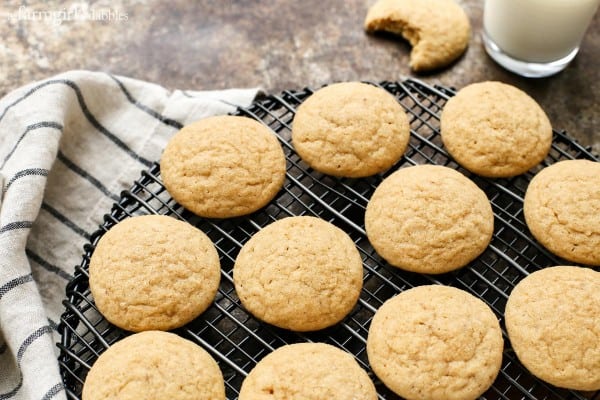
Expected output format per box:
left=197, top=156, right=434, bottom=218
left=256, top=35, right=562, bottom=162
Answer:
left=58, top=79, right=599, bottom=400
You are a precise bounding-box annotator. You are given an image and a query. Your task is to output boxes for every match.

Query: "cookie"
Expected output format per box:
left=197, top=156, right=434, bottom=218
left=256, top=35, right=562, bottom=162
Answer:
left=523, top=159, right=600, bottom=266
left=505, top=266, right=600, bottom=391
left=367, top=285, right=503, bottom=400
left=441, top=81, right=552, bottom=178
left=233, top=216, right=363, bottom=331
left=364, top=0, right=471, bottom=71
left=89, top=215, right=221, bottom=332
left=82, top=331, right=225, bottom=400
left=365, top=165, right=493, bottom=274
left=239, top=342, right=377, bottom=400
left=291, top=82, right=410, bottom=177
left=161, top=115, right=286, bottom=218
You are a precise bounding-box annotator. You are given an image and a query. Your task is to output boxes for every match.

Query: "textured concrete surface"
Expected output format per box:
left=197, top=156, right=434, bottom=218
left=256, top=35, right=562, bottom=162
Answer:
left=0, top=0, right=598, bottom=153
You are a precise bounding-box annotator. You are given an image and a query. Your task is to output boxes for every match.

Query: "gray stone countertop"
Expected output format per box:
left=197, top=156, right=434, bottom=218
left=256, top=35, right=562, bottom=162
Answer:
left=0, top=0, right=598, bottom=153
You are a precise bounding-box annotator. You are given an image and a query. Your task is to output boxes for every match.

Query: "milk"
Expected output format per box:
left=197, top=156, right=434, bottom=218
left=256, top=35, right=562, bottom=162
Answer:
left=484, top=0, right=600, bottom=63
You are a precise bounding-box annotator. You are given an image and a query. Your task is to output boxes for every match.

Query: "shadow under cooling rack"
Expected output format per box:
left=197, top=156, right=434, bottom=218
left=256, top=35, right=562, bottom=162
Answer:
left=58, top=79, right=599, bottom=400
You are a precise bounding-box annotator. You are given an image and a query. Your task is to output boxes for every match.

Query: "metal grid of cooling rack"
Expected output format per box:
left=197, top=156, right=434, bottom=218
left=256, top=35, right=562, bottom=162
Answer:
left=58, top=79, right=599, bottom=400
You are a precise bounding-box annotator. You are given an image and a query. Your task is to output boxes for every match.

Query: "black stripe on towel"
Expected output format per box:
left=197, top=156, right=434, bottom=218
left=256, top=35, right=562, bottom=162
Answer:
left=0, top=274, right=34, bottom=302
left=0, top=79, right=152, bottom=167
left=0, top=221, right=33, bottom=235
left=56, top=151, right=119, bottom=202
left=108, top=74, right=184, bottom=129
left=40, top=383, right=64, bottom=400
left=3, top=168, right=49, bottom=194
left=0, top=122, right=62, bottom=170
left=16, top=326, right=53, bottom=361
left=25, top=249, right=73, bottom=281
left=40, top=202, right=91, bottom=240
left=46, top=318, right=59, bottom=332
left=0, top=325, right=54, bottom=400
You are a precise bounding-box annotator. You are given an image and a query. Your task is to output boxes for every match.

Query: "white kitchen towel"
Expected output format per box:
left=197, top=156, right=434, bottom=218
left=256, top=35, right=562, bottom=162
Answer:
left=0, top=70, right=258, bottom=400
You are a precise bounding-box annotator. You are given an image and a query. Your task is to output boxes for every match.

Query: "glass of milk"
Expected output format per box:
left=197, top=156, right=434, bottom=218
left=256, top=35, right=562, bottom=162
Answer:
left=483, top=0, right=600, bottom=77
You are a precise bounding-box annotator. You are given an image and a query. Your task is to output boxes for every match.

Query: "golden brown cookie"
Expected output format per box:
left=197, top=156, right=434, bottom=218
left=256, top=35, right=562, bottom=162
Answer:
left=364, top=0, right=471, bottom=71
left=367, top=285, right=503, bottom=400
left=239, top=342, right=377, bottom=400
left=161, top=115, right=286, bottom=218
left=233, top=216, right=363, bottom=331
left=505, top=266, right=600, bottom=391
left=89, top=215, right=221, bottom=332
left=441, top=81, right=552, bottom=178
left=523, top=159, right=600, bottom=266
left=291, top=82, right=410, bottom=177
left=82, top=331, right=225, bottom=400
left=365, top=165, right=493, bottom=274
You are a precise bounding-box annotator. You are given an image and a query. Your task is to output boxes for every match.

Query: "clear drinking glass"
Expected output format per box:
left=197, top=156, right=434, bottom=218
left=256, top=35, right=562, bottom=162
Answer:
left=482, top=0, right=600, bottom=78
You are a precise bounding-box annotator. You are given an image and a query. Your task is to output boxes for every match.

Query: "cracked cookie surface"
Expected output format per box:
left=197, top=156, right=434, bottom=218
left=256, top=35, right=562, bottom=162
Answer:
left=239, top=342, right=377, bottom=400
left=441, top=81, right=552, bottom=178
left=89, top=215, right=221, bottom=332
left=291, top=82, right=409, bottom=178
left=505, top=266, right=600, bottom=391
left=82, top=331, right=225, bottom=400
left=367, top=285, right=503, bottom=400
left=365, top=165, right=493, bottom=274
left=161, top=115, right=286, bottom=218
left=233, top=216, right=363, bottom=331
left=364, top=0, right=471, bottom=71
left=523, top=159, right=600, bottom=265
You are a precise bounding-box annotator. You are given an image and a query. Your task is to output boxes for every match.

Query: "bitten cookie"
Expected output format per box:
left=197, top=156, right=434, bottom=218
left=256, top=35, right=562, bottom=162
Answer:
left=291, top=82, right=410, bottom=178
left=441, top=81, right=552, bottom=177
left=367, top=285, right=503, bottom=400
left=523, top=159, right=600, bottom=266
left=161, top=115, right=286, bottom=218
left=233, top=216, right=363, bottom=331
left=239, top=343, right=377, bottom=400
left=89, top=215, right=221, bottom=332
left=364, top=0, right=471, bottom=71
left=505, top=266, right=600, bottom=391
left=82, top=331, right=225, bottom=400
left=365, top=165, right=493, bottom=274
